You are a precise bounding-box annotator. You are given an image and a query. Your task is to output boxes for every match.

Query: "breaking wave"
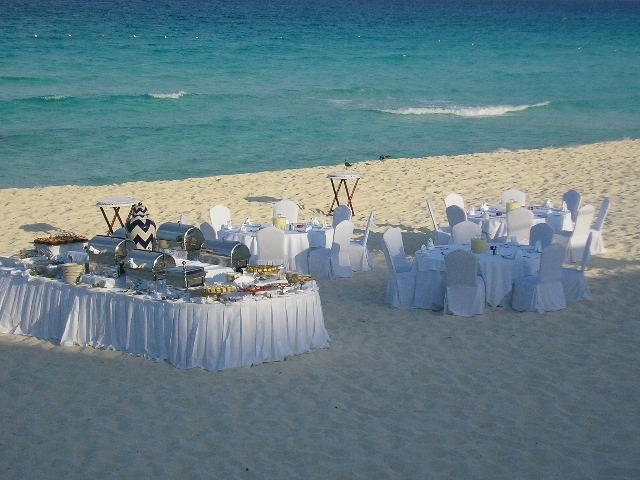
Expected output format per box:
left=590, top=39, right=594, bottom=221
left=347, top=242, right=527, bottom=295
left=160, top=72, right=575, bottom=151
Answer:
left=381, top=101, right=550, bottom=117
left=148, top=91, right=188, bottom=99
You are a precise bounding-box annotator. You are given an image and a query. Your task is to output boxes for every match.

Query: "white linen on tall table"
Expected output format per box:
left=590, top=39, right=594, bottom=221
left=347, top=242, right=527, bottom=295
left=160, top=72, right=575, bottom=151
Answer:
left=220, top=226, right=333, bottom=273
left=0, top=268, right=330, bottom=371
left=412, top=244, right=541, bottom=308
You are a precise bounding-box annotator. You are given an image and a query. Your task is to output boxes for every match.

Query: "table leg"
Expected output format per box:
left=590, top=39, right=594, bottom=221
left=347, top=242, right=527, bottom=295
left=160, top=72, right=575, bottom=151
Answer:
left=99, top=207, right=115, bottom=235
left=344, top=178, right=359, bottom=215
left=328, top=178, right=341, bottom=214
left=328, top=178, right=360, bottom=215
left=99, top=206, right=133, bottom=235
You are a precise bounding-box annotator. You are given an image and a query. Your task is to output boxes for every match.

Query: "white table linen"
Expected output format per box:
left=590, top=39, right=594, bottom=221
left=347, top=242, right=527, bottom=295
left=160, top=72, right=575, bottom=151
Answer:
left=412, top=244, right=541, bottom=308
left=467, top=208, right=572, bottom=241
left=220, top=225, right=333, bottom=273
left=0, top=268, right=330, bottom=371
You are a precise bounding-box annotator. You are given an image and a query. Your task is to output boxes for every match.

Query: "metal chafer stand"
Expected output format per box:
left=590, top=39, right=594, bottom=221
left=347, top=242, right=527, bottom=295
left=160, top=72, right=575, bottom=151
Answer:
left=122, top=250, right=176, bottom=283
left=165, top=261, right=206, bottom=289
left=87, top=235, right=136, bottom=276
left=199, top=240, right=251, bottom=272
left=155, top=222, right=205, bottom=260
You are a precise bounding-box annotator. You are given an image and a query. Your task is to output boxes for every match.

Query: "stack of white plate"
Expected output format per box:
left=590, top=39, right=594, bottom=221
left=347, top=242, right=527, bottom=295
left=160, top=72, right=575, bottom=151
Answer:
left=62, top=263, right=85, bottom=284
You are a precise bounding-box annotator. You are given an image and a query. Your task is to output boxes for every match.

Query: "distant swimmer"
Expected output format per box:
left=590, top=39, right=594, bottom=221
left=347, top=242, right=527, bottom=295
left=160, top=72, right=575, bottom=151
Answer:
left=379, top=154, right=391, bottom=161
left=344, top=160, right=353, bottom=167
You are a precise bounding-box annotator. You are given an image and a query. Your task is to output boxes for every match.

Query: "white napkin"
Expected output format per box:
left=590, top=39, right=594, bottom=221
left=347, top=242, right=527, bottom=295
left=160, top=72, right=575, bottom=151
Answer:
left=233, top=274, right=256, bottom=288
left=544, top=199, right=552, bottom=208
left=66, top=250, right=89, bottom=264
left=562, top=201, right=568, bottom=212
left=427, top=238, right=435, bottom=250
left=126, top=257, right=139, bottom=269
left=481, top=202, right=489, bottom=212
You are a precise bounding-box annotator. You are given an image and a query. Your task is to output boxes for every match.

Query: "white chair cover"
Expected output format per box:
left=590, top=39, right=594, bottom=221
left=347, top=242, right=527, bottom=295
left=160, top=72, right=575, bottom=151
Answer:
left=255, top=226, right=286, bottom=266
left=553, top=204, right=595, bottom=263
left=199, top=222, right=217, bottom=241
left=450, top=220, right=482, bottom=245
left=273, top=200, right=299, bottom=224
left=445, top=205, right=467, bottom=229
left=348, top=210, right=375, bottom=272
left=308, top=220, right=354, bottom=280
left=444, top=192, right=465, bottom=209
left=381, top=228, right=416, bottom=309
left=501, top=189, right=527, bottom=206
left=590, top=197, right=610, bottom=255
left=427, top=200, right=451, bottom=245
left=209, top=205, right=232, bottom=238
left=506, top=207, right=534, bottom=245
left=443, top=249, right=485, bottom=317
left=562, top=233, right=593, bottom=301
left=512, top=243, right=567, bottom=312
left=332, top=205, right=353, bottom=228
left=529, top=222, right=554, bottom=249
left=562, top=189, right=582, bottom=224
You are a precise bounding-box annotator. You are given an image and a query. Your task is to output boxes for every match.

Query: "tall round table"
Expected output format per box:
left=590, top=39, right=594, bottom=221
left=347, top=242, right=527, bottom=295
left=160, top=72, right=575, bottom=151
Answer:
left=96, top=197, right=137, bottom=235
left=327, top=172, right=361, bottom=215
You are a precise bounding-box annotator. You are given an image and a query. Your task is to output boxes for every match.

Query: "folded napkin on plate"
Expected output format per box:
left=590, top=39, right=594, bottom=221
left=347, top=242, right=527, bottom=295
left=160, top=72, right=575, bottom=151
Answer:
left=233, top=274, right=256, bottom=288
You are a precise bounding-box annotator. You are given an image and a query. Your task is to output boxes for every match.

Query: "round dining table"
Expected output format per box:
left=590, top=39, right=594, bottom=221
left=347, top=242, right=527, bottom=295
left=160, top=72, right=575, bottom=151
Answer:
left=412, top=243, right=541, bottom=309
left=467, top=207, right=573, bottom=241
left=219, top=225, right=334, bottom=274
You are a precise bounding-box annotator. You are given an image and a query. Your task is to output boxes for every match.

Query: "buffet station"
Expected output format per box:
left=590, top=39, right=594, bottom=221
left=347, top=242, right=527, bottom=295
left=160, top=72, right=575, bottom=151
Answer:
left=0, top=224, right=330, bottom=371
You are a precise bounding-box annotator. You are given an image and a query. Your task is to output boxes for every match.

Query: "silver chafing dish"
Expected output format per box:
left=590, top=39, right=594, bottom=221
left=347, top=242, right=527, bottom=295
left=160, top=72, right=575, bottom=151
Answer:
left=165, top=261, right=206, bottom=289
left=122, top=250, right=176, bottom=282
left=199, top=240, right=251, bottom=271
left=87, top=235, right=135, bottom=276
left=155, top=222, right=205, bottom=260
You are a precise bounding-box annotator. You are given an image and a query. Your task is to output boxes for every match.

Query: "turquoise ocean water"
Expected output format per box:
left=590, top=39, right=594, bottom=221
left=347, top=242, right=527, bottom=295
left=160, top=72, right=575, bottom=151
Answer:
left=1, top=0, right=639, bottom=189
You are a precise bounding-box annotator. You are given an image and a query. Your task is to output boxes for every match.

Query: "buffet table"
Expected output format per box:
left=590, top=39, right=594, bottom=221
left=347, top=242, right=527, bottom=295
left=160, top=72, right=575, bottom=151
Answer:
left=0, top=267, right=330, bottom=371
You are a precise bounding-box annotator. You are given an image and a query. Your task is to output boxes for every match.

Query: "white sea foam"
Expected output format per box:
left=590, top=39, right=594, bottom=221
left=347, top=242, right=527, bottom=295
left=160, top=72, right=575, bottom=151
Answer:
left=328, top=98, right=352, bottom=107
left=42, top=95, right=70, bottom=101
left=148, top=91, right=187, bottom=99
left=382, top=101, right=550, bottom=117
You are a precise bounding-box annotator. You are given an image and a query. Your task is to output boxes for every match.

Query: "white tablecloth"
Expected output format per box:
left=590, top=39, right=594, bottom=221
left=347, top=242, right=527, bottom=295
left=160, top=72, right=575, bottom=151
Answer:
left=467, top=208, right=572, bottom=241
left=0, top=268, right=330, bottom=370
left=412, top=244, right=541, bottom=309
left=220, top=226, right=334, bottom=273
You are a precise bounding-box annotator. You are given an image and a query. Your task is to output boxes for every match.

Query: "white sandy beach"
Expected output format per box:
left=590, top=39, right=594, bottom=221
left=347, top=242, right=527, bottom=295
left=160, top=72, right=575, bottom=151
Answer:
left=1, top=139, right=640, bottom=479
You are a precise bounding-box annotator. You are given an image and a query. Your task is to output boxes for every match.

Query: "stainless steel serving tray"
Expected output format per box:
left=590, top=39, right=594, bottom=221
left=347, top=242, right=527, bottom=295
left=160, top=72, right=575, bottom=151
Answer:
left=122, top=250, right=176, bottom=281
